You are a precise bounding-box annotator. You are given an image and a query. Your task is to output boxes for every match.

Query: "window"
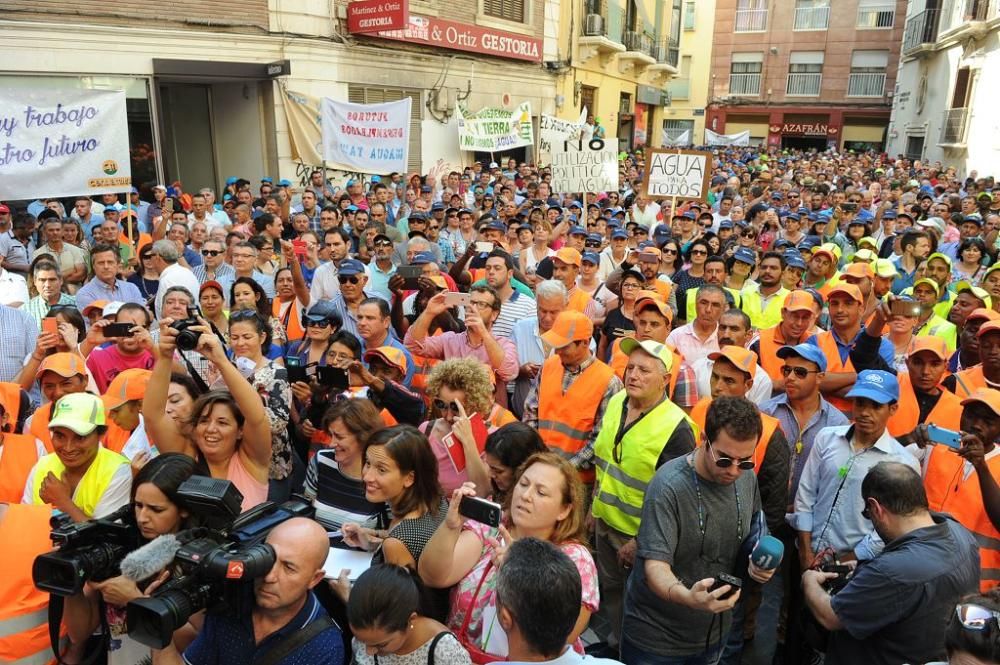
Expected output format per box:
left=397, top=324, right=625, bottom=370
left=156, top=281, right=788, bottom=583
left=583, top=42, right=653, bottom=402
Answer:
left=483, top=0, right=525, bottom=22
left=848, top=50, right=888, bottom=97
left=669, top=56, right=692, bottom=99
left=730, top=53, right=763, bottom=95
left=905, top=135, right=924, bottom=160
left=348, top=85, right=422, bottom=172
left=856, top=0, right=895, bottom=28
left=735, top=0, right=767, bottom=31
left=663, top=119, right=695, bottom=144
left=794, top=0, right=830, bottom=30
left=787, top=51, right=824, bottom=95
left=683, top=1, right=696, bottom=29
left=580, top=85, right=596, bottom=118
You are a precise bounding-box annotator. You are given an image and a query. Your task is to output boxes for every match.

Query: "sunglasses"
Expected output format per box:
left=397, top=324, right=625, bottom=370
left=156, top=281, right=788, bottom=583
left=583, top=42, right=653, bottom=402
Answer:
left=690, top=249, right=708, bottom=256
left=585, top=241, right=601, bottom=248
left=663, top=248, right=677, bottom=254
left=338, top=275, right=361, bottom=285
left=433, top=399, right=461, bottom=414
left=304, top=318, right=332, bottom=328
left=374, top=240, right=392, bottom=248
left=956, top=604, right=1000, bottom=631
left=781, top=366, right=821, bottom=379
left=202, top=249, right=222, bottom=257
left=708, top=441, right=756, bottom=470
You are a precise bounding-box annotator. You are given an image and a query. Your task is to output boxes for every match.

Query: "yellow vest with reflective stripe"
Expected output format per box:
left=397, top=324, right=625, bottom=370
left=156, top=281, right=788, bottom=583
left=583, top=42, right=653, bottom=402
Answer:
left=29, top=447, right=128, bottom=518
left=592, top=390, right=691, bottom=536
left=686, top=286, right=742, bottom=321
left=740, top=286, right=789, bottom=330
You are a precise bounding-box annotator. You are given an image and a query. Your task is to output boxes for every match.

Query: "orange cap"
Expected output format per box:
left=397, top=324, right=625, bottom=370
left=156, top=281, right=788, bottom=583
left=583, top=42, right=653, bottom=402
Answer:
left=540, top=310, right=593, bottom=349
left=102, top=368, right=152, bottom=410
left=638, top=247, right=662, bottom=260
left=427, top=275, right=448, bottom=289
left=553, top=247, right=582, bottom=267
left=841, top=263, right=874, bottom=280
left=961, top=388, right=1000, bottom=417
left=977, top=320, right=1000, bottom=338
left=967, top=308, right=1000, bottom=325
left=783, top=289, right=817, bottom=313
left=827, top=283, right=864, bottom=304
left=907, top=336, right=949, bottom=361
left=635, top=294, right=672, bottom=323
left=82, top=300, right=109, bottom=315
left=364, top=346, right=409, bottom=375
left=36, top=352, right=88, bottom=379
left=708, top=345, right=758, bottom=379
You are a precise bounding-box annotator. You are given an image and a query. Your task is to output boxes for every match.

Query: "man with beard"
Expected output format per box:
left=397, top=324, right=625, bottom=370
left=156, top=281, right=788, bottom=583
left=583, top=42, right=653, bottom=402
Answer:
left=750, top=290, right=820, bottom=389
left=949, top=308, right=1000, bottom=373
left=741, top=251, right=789, bottom=330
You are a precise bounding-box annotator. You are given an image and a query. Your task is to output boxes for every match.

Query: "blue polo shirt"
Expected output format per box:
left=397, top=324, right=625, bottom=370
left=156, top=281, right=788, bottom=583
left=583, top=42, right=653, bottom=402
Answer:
left=183, top=591, right=344, bottom=665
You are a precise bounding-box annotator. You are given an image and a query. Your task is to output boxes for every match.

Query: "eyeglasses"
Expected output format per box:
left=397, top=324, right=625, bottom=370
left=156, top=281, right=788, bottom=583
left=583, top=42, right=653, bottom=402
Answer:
left=956, top=604, right=1000, bottom=631
left=707, top=441, right=756, bottom=470
left=338, top=275, right=361, bottom=285
left=202, top=249, right=222, bottom=257
left=781, top=366, right=821, bottom=379
left=690, top=249, right=708, bottom=256
left=621, top=282, right=642, bottom=290
left=141, top=253, right=153, bottom=260
left=433, top=399, right=461, bottom=414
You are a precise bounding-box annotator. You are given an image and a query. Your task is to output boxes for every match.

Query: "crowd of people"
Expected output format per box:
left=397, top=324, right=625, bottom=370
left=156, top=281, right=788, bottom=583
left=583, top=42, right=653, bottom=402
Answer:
left=1, top=151, right=1000, bottom=665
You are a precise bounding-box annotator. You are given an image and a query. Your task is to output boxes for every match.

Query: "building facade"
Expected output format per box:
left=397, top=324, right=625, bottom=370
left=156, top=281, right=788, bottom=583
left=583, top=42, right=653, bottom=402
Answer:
left=886, top=0, right=999, bottom=172
left=662, top=0, right=716, bottom=146
left=705, top=0, right=907, bottom=150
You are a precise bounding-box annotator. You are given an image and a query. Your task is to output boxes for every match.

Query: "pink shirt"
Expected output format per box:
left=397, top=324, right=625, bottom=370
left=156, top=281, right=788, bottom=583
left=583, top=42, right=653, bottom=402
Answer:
left=85, top=346, right=155, bottom=393
left=666, top=322, right=720, bottom=366
left=404, top=330, right=519, bottom=382
left=228, top=454, right=268, bottom=513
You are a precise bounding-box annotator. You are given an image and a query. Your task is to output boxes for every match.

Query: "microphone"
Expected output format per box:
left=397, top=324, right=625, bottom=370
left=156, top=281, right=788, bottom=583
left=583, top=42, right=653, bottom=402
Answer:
left=120, top=534, right=182, bottom=582
left=750, top=535, right=784, bottom=571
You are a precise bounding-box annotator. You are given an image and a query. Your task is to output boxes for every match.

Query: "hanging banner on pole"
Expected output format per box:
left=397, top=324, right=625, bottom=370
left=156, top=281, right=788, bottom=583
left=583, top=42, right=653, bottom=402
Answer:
left=641, top=149, right=712, bottom=201
left=320, top=97, right=411, bottom=174
left=539, top=108, right=587, bottom=160
left=549, top=138, right=619, bottom=194
left=704, top=128, right=750, bottom=146
left=0, top=88, right=131, bottom=200
left=457, top=102, right=533, bottom=152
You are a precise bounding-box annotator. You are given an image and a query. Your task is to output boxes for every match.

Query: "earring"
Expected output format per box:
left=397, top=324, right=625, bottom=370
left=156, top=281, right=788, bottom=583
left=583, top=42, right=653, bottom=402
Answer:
left=409, top=623, right=414, bottom=630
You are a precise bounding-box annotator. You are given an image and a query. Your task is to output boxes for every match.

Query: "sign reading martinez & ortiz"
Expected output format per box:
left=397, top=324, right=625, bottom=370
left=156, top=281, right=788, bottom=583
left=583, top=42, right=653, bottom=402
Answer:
left=0, top=87, right=131, bottom=200
left=641, top=149, right=712, bottom=202
left=377, top=15, right=542, bottom=62
left=347, top=0, right=408, bottom=34
left=550, top=139, right=618, bottom=194
left=457, top=102, right=533, bottom=152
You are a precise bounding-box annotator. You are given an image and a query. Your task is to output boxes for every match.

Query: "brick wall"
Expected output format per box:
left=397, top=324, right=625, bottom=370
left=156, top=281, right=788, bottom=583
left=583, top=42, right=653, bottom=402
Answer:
left=3, top=0, right=271, bottom=32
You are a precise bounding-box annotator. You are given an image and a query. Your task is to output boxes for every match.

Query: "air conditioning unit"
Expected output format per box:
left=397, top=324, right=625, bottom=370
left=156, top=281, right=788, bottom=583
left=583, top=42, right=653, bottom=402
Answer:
left=584, top=14, right=604, bottom=36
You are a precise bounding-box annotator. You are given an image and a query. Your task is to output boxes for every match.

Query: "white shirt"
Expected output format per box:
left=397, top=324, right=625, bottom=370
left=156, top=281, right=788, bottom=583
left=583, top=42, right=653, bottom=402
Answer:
left=631, top=202, right=660, bottom=228
left=310, top=261, right=341, bottom=302
left=187, top=212, right=225, bottom=233
left=121, top=415, right=156, bottom=462
left=22, top=454, right=133, bottom=519
left=690, top=356, right=774, bottom=404
left=0, top=269, right=29, bottom=307
left=155, top=262, right=201, bottom=319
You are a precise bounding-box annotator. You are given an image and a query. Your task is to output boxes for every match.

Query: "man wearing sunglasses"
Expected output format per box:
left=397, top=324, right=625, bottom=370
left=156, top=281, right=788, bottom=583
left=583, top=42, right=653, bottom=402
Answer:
left=621, top=397, right=773, bottom=665
left=192, top=239, right=235, bottom=300
left=802, top=461, right=979, bottom=665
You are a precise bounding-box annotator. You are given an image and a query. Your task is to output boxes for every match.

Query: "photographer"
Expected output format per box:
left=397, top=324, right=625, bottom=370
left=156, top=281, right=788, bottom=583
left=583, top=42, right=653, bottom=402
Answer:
left=64, top=454, right=197, bottom=665
left=350, top=347, right=426, bottom=426
left=153, top=517, right=344, bottom=665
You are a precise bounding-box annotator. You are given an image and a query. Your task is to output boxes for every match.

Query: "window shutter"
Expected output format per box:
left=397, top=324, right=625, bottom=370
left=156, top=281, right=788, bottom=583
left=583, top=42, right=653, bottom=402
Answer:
left=484, top=0, right=525, bottom=22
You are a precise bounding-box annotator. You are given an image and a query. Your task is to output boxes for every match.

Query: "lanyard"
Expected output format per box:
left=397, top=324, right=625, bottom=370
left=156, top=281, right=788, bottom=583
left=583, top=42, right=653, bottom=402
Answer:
left=689, top=454, right=744, bottom=543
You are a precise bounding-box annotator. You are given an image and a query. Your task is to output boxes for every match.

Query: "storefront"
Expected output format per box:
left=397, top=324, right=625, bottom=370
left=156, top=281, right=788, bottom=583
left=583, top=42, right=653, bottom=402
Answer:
left=705, top=105, right=890, bottom=152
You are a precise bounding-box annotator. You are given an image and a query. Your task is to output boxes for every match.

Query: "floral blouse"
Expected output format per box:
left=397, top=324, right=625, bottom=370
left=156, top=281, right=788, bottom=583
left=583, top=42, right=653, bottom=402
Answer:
left=251, top=360, right=293, bottom=480
left=446, top=521, right=599, bottom=653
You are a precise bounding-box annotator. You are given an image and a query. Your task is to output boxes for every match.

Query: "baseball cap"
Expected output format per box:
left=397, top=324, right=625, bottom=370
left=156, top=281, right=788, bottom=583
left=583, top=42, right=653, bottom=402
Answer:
left=410, top=251, right=436, bottom=266
left=845, top=370, right=899, bottom=404
left=569, top=225, right=588, bottom=236
left=581, top=251, right=600, bottom=265
left=907, top=336, right=950, bottom=361
left=966, top=308, right=1000, bottom=325
left=427, top=275, right=448, bottom=289
left=49, top=393, right=106, bottom=436
left=842, top=263, right=874, bottom=280
left=783, top=289, right=816, bottom=312
left=776, top=343, right=827, bottom=372
left=913, top=277, right=941, bottom=295
left=102, top=301, right=125, bottom=317
left=586, top=233, right=603, bottom=244
left=978, top=320, right=1000, bottom=338
left=719, top=220, right=734, bottom=230
left=103, top=368, right=152, bottom=410
left=278, top=179, right=292, bottom=187
left=918, top=216, right=946, bottom=235
left=961, top=388, right=1000, bottom=418
left=304, top=301, right=341, bottom=324
left=0, top=204, right=10, bottom=214
left=827, top=283, right=864, bottom=304
left=635, top=294, right=672, bottom=323
left=927, top=252, right=953, bottom=268
left=337, top=259, right=366, bottom=276
left=364, top=346, right=409, bottom=375
left=874, top=259, right=899, bottom=279
left=431, top=201, right=445, bottom=211
left=541, top=311, right=594, bottom=349
left=851, top=249, right=878, bottom=264
left=82, top=300, right=109, bottom=316
left=37, top=352, right=88, bottom=379
left=553, top=247, right=582, bottom=267
left=620, top=338, right=674, bottom=373
left=783, top=252, right=807, bottom=270
left=708, top=346, right=758, bottom=379
left=200, top=280, right=224, bottom=296
left=954, top=281, right=992, bottom=308
left=484, top=220, right=507, bottom=232
left=810, top=246, right=837, bottom=265
left=733, top=247, right=756, bottom=265
left=611, top=229, right=628, bottom=240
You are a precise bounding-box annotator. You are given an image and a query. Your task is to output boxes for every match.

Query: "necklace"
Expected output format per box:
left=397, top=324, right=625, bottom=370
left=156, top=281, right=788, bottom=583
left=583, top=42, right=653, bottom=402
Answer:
left=689, top=451, right=744, bottom=543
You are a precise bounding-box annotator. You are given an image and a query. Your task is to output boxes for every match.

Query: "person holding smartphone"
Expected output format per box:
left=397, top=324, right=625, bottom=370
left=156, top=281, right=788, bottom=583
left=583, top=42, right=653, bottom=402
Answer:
left=85, top=303, right=155, bottom=393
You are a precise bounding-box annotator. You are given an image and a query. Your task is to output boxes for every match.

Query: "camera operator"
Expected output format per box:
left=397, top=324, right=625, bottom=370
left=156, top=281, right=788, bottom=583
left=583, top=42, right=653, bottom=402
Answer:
left=802, top=461, right=980, bottom=665
left=64, top=454, right=197, bottom=664
left=153, top=517, right=345, bottom=665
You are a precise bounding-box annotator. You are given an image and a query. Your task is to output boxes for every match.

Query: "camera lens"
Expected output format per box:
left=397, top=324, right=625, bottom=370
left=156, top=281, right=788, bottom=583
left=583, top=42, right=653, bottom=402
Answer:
left=175, top=329, right=200, bottom=351
left=32, top=543, right=126, bottom=596
left=128, top=583, right=216, bottom=649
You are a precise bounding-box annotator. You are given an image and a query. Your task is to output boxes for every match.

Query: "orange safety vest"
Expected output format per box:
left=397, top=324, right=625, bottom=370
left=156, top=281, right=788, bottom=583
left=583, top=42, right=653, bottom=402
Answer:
left=756, top=326, right=792, bottom=383
left=648, top=279, right=672, bottom=303
left=689, top=397, right=778, bottom=474
left=537, top=356, right=615, bottom=483
left=609, top=338, right=682, bottom=402
left=409, top=354, right=440, bottom=398
left=103, top=420, right=131, bottom=455
left=380, top=409, right=398, bottom=426
left=0, top=433, right=41, bottom=503
left=275, top=299, right=305, bottom=342
left=566, top=287, right=592, bottom=314
left=486, top=403, right=518, bottom=429
left=0, top=503, right=65, bottom=665
left=888, top=373, right=963, bottom=438
left=0, top=382, right=21, bottom=427
left=952, top=366, right=988, bottom=400
left=29, top=403, right=54, bottom=453
left=924, top=445, right=1000, bottom=591
left=815, top=330, right=855, bottom=415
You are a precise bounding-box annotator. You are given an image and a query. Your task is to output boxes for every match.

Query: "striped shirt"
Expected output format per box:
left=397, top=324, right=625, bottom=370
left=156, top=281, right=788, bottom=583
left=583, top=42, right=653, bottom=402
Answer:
left=304, top=451, right=388, bottom=530
left=23, top=293, right=77, bottom=328
left=0, top=304, right=39, bottom=383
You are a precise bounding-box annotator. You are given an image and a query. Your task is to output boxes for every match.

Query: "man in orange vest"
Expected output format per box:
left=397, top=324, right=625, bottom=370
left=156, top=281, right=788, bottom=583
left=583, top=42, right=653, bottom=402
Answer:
left=949, top=308, right=1000, bottom=374
left=523, top=310, right=623, bottom=485
left=749, top=289, right=820, bottom=389
left=944, top=320, right=1000, bottom=398
left=27, top=353, right=91, bottom=451
left=551, top=247, right=602, bottom=319
left=916, top=387, right=1000, bottom=591
left=0, top=395, right=46, bottom=503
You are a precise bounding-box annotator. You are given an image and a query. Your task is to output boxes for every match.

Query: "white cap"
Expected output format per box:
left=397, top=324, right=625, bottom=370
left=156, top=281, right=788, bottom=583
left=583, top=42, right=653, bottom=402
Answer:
left=153, top=184, right=167, bottom=191
left=102, top=301, right=125, bottom=317
left=489, top=162, right=499, bottom=169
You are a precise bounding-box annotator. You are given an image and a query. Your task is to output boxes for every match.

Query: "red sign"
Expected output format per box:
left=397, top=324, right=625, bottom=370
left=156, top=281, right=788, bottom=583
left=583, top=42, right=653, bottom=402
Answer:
left=348, top=0, right=408, bottom=34
left=226, top=561, right=245, bottom=579
left=376, top=15, right=542, bottom=62
left=778, top=122, right=829, bottom=136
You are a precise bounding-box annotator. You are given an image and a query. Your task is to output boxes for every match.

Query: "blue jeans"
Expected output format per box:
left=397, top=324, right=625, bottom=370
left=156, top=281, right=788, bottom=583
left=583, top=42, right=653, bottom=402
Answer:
left=621, top=635, right=724, bottom=665
left=719, top=567, right=783, bottom=665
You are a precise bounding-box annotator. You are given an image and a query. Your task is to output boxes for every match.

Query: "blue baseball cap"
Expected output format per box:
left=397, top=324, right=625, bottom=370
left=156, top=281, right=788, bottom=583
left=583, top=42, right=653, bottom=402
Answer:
left=785, top=212, right=801, bottom=222
left=371, top=175, right=381, bottom=183
left=568, top=200, right=583, bottom=210
left=846, top=370, right=900, bottom=404
left=783, top=252, right=807, bottom=270
left=798, top=236, right=822, bottom=251
left=420, top=185, right=433, bottom=193
left=431, top=201, right=445, bottom=211
left=337, top=259, right=366, bottom=276
left=278, top=179, right=292, bottom=187
left=564, top=213, right=579, bottom=224
left=586, top=233, right=603, bottom=243
left=682, top=211, right=697, bottom=221
left=261, top=177, right=273, bottom=184
left=569, top=225, right=588, bottom=236
left=582, top=251, right=600, bottom=265
left=130, top=186, right=139, bottom=194
left=411, top=251, right=436, bottom=265
left=346, top=205, right=359, bottom=213
left=611, top=207, right=626, bottom=216
left=653, top=226, right=671, bottom=240
left=225, top=177, right=238, bottom=186
left=719, top=220, right=734, bottom=230
left=611, top=229, right=628, bottom=240
left=883, top=210, right=898, bottom=220
left=408, top=212, right=428, bottom=222
left=484, top=220, right=507, bottom=232
left=733, top=247, right=757, bottom=265
left=776, top=343, right=827, bottom=372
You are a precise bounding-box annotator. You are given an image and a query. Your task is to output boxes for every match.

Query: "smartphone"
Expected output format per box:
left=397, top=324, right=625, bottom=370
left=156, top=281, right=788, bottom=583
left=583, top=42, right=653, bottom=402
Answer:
left=708, top=573, right=742, bottom=600
left=397, top=265, right=422, bottom=290
left=317, top=365, right=350, bottom=391
left=475, top=241, right=494, bottom=253
left=292, top=239, right=307, bottom=258
left=842, top=202, right=858, bottom=213
left=927, top=424, right=963, bottom=450
left=164, top=197, right=174, bottom=214
left=443, top=291, right=473, bottom=309
left=42, top=317, right=58, bottom=337
left=459, top=495, right=502, bottom=528
left=286, top=357, right=313, bottom=384
left=890, top=300, right=921, bottom=317
left=103, top=323, right=135, bottom=338
left=638, top=252, right=659, bottom=262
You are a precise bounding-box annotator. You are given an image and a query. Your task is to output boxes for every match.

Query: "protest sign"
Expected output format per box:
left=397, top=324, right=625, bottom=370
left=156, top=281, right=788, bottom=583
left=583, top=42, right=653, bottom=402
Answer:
left=321, top=96, right=411, bottom=174
left=0, top=88, right=131, bottom=200
left=705, top=128, right=750, bottom=146
left=641, top=149, right=712, bottom=201
left=550, top=138, right=618, bottom=194
left=539, top=108, right=586, bottom=160
left=457, top=102, right=533, bottom=152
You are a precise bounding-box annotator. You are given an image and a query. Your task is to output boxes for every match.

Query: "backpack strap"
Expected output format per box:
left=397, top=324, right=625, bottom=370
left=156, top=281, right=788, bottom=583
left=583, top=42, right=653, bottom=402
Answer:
left=254, top=614, right=335, bottom=665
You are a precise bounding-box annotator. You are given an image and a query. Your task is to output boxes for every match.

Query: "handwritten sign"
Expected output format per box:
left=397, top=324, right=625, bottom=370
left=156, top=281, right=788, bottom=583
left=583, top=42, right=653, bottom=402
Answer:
left=550, top=139, right=618, bottom=194
left=642, top=149, right=712, bottom=201
left=539, top=109, right=587, bottom=160
left=0, top=88, right=131, bottom=200
left=320, top=97, right=411, bottom=174
left=457, top=102, right=533, bottom=152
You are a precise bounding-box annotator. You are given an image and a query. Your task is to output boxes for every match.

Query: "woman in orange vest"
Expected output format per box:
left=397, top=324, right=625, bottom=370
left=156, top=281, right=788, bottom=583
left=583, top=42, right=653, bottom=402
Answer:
left=284, top=301, right=342, bottom=368
left=273, top=262, right=311, bottom=344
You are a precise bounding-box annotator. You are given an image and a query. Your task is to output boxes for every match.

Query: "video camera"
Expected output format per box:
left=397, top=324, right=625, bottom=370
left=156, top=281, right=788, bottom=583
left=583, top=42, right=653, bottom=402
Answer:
left=126, top=477, right=314, bottom=649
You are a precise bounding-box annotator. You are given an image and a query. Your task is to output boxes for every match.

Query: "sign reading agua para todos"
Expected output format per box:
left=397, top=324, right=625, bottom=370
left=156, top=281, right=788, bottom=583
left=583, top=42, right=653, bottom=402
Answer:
left=377, top=15, right=542, bottom=62
left=642, top=149, right=712, bottom=201
left=347, top=0, right=408, bottom=34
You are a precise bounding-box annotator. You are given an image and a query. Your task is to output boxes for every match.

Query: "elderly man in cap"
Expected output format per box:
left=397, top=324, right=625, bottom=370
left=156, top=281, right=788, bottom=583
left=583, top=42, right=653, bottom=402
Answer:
left=591, top=338, right=695, bottom=656
left=523, top=310, right=622, bottom=486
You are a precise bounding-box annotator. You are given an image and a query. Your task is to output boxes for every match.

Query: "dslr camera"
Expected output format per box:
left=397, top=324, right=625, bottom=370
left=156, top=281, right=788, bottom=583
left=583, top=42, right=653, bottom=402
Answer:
left=170, top=305, right=203, bottom=351
left=820, top=562, right=852, bottom=595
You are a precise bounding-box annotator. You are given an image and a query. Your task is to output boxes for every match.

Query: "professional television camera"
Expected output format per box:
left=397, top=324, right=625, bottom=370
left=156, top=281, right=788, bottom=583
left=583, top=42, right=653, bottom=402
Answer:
left=126, top=477, right=314, bottom=649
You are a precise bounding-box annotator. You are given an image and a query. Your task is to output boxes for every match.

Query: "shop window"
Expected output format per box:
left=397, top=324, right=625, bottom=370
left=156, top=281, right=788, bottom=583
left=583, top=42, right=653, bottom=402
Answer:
left=348, top=85, right=422, bottom=173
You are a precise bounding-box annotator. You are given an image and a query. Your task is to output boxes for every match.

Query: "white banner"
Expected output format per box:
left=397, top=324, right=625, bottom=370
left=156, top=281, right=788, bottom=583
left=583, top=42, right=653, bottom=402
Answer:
left=550, top=138, right=618, bottom=194
left=457, top=102, right=533, bottom=152
left=642, top=149, right=712, bottom=201
left=320, top=96, right=411, bottom=174
left=0, top=88, right=131, bottom=201
left=539, top=108, right=586, bottom=159
left=704, top=128, right=751, bottom=146
left=662, top=129, right=691, bottom=146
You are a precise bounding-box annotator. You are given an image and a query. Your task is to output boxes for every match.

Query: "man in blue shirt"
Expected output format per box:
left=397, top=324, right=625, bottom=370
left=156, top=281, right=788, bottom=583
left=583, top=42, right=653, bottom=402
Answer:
left=156, top=517, right=344, bottom=665
left=75, top=244, right=144, bottom=312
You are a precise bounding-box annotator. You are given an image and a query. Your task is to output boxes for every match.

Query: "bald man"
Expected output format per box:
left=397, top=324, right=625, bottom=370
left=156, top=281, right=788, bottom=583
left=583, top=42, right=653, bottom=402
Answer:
left=158, top=517, right=345, bottom=665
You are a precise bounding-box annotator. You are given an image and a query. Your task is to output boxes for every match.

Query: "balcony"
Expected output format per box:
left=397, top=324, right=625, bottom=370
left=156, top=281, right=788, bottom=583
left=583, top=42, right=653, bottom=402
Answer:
left=940, top=107, right=970, bottom=145
left=647, top=37, right=679, bottom=81
left=786, top=72, right=822, bottom=95
left=903, top=8, right=940, bottom=55
left=847, top=71, right=887, bottom=97
left=734, top=8, right=768, bottom=32
left=856, top=4, right=895, bottom=28
left=619, top=30, right=657, bottom=73
left=937, top=0, right=995, bottom=40
left=729, top=72, right=762, bottom=96
left=579, top=1, right=627, bottom=63
left=964, top=0, right=995, bottom=21
left=794, top=5, right=830, bottom=30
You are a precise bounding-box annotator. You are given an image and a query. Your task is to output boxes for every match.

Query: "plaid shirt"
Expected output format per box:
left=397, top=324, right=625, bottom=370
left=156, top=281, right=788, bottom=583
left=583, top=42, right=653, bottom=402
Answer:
left=0, top=304, right=39, bottom=383
left=669, top=361, right=699, bottom=408
left=23, top=293, right=77, bottom=328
